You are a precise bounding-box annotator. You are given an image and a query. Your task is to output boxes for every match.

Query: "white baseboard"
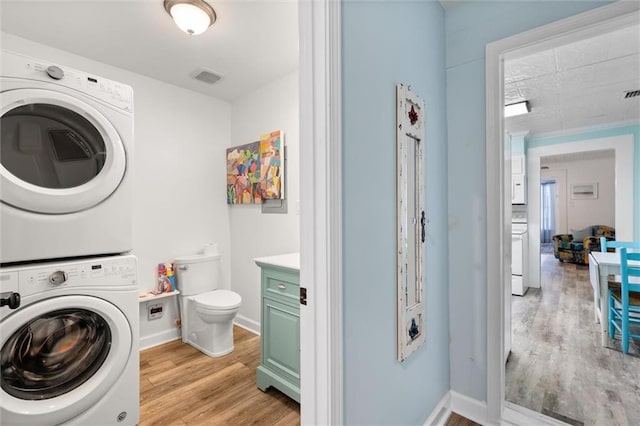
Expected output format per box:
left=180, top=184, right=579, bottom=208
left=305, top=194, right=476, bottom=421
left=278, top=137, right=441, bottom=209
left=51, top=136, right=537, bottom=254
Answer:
left=424, top=391, right=451, bottom=426
left=139, top=328, right=180, bottom=351
left=426, top=391, right=570, bottom=426
left=450, top=391, right=489, bottom=425
left=139, top=317, right=258, bottom=352
left=504, top=401, right=569, bottom=426
left=234, top=315, right=260, bottom=335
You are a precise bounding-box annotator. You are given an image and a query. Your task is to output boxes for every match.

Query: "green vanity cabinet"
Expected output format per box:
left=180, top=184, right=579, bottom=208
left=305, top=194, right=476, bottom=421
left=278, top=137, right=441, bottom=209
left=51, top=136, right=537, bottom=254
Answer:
left=254, top=254, right=300, bottom=403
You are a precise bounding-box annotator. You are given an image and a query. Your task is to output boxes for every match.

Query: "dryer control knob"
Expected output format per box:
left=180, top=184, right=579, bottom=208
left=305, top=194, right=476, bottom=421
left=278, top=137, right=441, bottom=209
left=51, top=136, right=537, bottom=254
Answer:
left=46, top=65, right=64, bottom=80
left=49, top=270, right=68, bottom=286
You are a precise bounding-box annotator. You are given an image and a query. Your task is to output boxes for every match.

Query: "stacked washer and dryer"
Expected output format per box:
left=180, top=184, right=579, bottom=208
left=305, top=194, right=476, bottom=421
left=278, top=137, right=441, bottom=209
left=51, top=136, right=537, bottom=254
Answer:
left=0, top=50, right=139, bottom=425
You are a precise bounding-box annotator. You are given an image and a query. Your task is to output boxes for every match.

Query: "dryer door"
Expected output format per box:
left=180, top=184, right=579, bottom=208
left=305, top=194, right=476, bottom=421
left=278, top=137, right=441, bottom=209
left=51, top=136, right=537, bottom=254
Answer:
left=0, top=88, right=126, bottom=214
left=0, top=295, right=132, bottom=425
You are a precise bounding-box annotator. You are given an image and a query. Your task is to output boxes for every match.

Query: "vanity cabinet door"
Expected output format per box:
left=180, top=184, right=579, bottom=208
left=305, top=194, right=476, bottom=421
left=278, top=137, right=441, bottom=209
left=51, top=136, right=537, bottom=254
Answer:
left=261, top=297, right=300, bottom=384
left=256, top=266, right=300, bottom=402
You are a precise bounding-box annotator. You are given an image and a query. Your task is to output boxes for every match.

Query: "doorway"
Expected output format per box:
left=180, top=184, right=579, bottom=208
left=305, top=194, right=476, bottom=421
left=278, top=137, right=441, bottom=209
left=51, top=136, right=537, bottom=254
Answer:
left=486, top=3, right=640, bottom=424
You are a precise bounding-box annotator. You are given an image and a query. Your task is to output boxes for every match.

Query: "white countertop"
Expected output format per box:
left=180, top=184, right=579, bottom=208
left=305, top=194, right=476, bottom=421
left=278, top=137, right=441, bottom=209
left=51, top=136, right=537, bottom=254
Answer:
left=254, top=253, right=300, bottom=271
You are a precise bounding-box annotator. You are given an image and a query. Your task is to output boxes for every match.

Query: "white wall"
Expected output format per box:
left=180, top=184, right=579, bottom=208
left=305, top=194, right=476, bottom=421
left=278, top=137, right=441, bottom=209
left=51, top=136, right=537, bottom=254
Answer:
left=542, top=156, right=615, bottom=232
left=229, top=72, right=299, bottom=333
left=2, top=33, right=233, bottom=348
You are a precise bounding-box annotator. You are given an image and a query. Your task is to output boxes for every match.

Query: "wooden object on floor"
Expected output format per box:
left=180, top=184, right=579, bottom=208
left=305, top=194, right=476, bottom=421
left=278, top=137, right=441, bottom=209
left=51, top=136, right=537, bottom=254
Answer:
left=445, top=412, right=481, bottom=426
left=139, top=326, right=300, bottom=426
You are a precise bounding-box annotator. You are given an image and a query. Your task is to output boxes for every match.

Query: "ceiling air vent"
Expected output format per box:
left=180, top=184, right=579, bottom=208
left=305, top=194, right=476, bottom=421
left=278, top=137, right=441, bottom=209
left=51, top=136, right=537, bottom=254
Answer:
left=624, top=89, right=640, bottom=99
left=191, top=68, right=223, bottom=85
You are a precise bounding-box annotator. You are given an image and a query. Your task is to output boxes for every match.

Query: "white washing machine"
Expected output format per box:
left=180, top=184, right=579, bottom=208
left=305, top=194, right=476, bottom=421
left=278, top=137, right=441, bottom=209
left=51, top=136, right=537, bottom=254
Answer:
left=1, top=50, right=133, bottom=264
left=0, top=255, right=139, bottom=425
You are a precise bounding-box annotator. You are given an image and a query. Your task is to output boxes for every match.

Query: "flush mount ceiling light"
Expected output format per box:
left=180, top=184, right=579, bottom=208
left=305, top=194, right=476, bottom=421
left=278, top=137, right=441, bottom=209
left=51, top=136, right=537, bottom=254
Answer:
left=504, top=101, right=531, bottom=118
left=164, top=0, right=216, bottom=35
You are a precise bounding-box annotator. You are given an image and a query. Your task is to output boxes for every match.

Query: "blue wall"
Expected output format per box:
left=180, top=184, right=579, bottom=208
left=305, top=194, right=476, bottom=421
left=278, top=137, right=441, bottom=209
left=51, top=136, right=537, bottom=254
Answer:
left=445, top=1, right=611, bottom=401
left=528, top=124, right=640, bottom=240
left=342, top=1, right=449, bottom=423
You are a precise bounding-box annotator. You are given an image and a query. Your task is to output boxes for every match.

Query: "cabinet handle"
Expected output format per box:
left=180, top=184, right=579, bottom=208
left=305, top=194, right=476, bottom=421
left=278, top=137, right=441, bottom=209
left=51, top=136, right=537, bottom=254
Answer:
left=277, top=284, right=287, bottom=290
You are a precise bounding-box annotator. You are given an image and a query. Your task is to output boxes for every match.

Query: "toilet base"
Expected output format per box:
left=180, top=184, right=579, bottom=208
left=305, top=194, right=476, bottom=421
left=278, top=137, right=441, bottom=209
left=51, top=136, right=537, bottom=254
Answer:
left=178, top=295, right=240, bottom=358
left=183, top=325, right=235, bottom=358
left=188, top=340, right=234, bottom=358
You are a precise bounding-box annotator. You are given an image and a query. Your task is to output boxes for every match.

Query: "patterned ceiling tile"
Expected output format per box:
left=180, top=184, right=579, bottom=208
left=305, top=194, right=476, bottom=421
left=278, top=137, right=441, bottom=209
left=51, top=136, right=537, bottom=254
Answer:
left=505, top=23, right=640, bottom=136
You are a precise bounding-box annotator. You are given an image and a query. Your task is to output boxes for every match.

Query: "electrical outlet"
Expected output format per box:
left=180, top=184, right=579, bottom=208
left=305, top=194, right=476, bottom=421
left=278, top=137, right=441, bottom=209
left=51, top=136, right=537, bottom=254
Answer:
left=148, top=303, right=163, bottom=320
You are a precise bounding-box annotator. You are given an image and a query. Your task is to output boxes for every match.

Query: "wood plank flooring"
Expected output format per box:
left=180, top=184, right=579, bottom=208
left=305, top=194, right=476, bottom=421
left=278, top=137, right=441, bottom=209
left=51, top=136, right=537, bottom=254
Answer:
left=139, top=326, right=300, bottom=425
left=445, top=412, right=481, bottom=426
left=506, top=254, right=640, bottom=426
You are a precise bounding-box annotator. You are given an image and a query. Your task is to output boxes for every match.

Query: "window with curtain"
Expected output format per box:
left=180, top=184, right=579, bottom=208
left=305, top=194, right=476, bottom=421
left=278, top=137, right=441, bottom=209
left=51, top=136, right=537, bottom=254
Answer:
left=541, top=181, right=556, bottom=243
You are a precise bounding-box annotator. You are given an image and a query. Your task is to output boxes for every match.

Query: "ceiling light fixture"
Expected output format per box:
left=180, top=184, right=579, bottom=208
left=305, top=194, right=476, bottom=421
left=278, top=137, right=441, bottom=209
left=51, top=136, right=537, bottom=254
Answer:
left=504, top=101, right=531, bottom=118
left=164, top=0, right=216, bottom=36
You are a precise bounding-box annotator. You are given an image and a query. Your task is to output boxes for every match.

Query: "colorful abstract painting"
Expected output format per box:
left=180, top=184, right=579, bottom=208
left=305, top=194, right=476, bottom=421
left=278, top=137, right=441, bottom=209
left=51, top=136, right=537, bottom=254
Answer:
left=226, top=131, right=284, bottom=204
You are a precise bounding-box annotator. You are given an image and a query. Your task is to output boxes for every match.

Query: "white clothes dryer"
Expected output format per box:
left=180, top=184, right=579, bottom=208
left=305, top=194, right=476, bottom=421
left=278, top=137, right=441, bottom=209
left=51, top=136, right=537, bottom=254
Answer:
left=1, top=50, right=133, bottom=264
left=0, top=255, right=139, bottom=425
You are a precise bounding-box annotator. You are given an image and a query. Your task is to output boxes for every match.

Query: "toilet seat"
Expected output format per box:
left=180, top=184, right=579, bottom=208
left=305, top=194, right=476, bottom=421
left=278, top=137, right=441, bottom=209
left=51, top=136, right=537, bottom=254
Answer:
left=194, top=290, right=241, bottom=311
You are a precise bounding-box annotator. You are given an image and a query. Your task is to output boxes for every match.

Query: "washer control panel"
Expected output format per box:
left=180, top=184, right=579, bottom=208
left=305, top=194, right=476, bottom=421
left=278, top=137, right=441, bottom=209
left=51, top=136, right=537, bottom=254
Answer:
left=1, top=255, right=137, bottom=298
left=48, top=270, right=68, bottom=286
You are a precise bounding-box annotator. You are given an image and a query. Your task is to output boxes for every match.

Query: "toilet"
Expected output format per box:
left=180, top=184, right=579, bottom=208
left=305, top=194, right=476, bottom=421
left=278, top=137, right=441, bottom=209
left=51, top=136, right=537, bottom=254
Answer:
left=175, top=245, right=241, bottom=357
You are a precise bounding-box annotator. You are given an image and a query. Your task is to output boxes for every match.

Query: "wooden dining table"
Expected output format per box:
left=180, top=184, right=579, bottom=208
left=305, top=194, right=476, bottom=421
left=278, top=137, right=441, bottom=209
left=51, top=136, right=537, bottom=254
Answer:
left=588, top=251, right=640, bottom=346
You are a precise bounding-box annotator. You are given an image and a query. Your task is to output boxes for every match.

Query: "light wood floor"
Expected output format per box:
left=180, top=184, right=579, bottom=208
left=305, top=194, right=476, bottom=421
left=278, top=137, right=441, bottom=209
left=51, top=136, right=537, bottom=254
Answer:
left=139, top=326, right=300, bottom=425
left=140, top=329, right=482, bottom=426
left=506, top=254, right=640, bottom=426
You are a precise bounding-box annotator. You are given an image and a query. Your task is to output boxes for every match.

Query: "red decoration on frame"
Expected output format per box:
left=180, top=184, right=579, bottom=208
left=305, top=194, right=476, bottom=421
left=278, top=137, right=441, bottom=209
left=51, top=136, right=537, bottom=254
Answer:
left=408, top=105, right=418, bottom=125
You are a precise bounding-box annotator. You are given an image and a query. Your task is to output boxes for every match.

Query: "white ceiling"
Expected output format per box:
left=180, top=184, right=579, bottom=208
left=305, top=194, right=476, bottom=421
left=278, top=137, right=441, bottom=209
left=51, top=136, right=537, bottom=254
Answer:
left=2, top=2, right=638, bottom=130
left=0, top=1, right=299, bottom=101
left=505, top=23, right=640, bottom=137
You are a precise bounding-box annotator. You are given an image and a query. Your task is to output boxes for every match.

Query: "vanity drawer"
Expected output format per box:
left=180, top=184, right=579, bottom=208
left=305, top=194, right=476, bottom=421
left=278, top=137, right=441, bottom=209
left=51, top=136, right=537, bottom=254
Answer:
left=264, top=271, right=299, bottom=303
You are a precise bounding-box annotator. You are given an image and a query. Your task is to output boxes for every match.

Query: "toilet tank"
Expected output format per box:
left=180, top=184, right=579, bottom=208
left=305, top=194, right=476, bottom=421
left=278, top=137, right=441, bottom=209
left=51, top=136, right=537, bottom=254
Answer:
left=174, top=252, right=222, bottom=296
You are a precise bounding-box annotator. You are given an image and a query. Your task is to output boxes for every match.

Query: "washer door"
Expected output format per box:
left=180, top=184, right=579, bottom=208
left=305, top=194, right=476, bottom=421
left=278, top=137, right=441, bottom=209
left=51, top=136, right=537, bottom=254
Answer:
left=0, top=88, right=126, bottom=214
left=0, top=295, right=132, bottom=425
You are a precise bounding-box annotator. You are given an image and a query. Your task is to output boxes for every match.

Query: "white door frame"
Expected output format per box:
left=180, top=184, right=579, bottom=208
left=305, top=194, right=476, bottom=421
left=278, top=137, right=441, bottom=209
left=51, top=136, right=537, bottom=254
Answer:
left=299, top=1, right=343, bottom=424
left=527, top=136, right=634, bottom=290
left=485, top=2, right=640, bottom=424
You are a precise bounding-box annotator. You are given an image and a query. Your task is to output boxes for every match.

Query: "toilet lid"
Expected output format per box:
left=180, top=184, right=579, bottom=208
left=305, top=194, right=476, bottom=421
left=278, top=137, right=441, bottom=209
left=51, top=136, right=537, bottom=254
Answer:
left=194, top=290, right=241, bottom=311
